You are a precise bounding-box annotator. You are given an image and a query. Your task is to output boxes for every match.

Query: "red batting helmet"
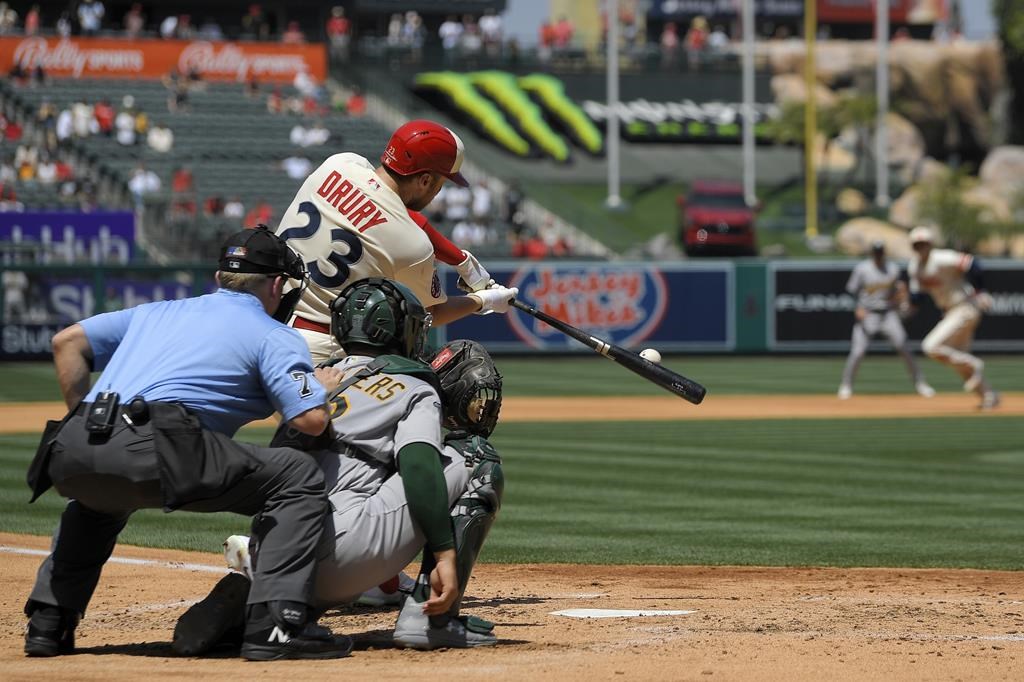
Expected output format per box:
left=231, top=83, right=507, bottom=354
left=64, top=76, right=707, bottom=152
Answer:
left=381, top=119, right=469, bottom=187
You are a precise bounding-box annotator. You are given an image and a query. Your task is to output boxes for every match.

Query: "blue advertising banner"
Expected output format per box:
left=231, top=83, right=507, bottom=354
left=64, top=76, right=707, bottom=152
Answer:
left=0, top=211, right=136, bottom=264
left=1, top=270, right=209, bottom=359
left=439, top=262, right=734, bottom=352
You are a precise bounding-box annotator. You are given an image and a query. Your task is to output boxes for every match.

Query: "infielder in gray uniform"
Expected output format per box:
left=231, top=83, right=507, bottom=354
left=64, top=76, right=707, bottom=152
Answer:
left=838, top=241, right=934, bottom=400
left=174, top=278, right=504, bottom=654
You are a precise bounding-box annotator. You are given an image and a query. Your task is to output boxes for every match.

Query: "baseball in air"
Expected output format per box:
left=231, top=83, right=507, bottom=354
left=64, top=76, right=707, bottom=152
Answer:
left=640, top=348, right=662, bottom=364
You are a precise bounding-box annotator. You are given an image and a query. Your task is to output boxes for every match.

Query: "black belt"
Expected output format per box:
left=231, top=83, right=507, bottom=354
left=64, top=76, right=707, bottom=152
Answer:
left=76, top=397, right=152, bottom=424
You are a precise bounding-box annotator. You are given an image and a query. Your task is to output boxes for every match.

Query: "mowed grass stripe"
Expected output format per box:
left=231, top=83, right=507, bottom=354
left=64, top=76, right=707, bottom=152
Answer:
left=5, top=356, right=1024, bottom=401
left=3, top=416, right=1023, bottom=569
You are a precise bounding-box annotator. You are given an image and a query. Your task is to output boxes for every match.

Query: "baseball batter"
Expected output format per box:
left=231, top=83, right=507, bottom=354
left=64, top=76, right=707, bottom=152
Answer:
left=276, top=119, right=515, bottom=364
left=906, top=226, right=999, bottom=409
left=838, top=241, right=933, bottom=400
left=174, top=280, right=505, bottom=654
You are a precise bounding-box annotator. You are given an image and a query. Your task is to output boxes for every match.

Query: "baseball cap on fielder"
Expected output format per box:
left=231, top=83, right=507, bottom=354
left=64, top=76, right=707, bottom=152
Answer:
left=909, top=226, right=936, bottom=245
left=219, top=225, right=306, bottom=280
left=381, top=119, right=469, bottom=187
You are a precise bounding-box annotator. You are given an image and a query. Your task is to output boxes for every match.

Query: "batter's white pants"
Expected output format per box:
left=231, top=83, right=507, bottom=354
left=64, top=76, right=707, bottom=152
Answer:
left=291, top=323, right=342, bottom=366
left=920, top=302, right=988, bottom=392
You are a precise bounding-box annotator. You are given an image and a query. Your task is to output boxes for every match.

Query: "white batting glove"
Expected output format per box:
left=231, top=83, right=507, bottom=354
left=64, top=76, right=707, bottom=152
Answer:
left=455, top=250, right=493, bottom=293
left=470, top=285, right=518, bottom=315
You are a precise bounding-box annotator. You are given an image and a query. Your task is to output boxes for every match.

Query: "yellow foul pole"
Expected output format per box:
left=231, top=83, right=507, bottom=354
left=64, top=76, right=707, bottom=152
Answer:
left=804, top=0, right=818, bottom=238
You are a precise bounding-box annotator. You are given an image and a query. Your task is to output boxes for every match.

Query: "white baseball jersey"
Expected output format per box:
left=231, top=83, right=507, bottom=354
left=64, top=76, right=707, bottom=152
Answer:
left=846, top=258, right=900, bottom=312
left=908, top=248, right=974, bottom=311
left=276, top=153, right=447, bottom=325
left=317, top=355, right=443, bottom=512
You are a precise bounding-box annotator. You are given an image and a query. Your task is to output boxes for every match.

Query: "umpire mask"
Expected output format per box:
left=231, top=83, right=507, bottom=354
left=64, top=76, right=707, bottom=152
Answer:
left=219, top=224, right=308, bottom=322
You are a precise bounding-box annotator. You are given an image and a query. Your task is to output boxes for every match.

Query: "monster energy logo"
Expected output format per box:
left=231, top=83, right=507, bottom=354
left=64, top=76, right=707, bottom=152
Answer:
left=414, top=70, right=779, bottom=155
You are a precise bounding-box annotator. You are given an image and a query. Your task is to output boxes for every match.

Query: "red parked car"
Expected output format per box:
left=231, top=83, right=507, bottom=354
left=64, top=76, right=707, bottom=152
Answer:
left=678, top=180, right=758, bottom=256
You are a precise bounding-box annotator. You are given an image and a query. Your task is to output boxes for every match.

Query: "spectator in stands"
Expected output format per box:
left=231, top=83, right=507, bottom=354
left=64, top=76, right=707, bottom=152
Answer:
left=538, top=20, right=556, bottom=64
left=266, top=87, right=283, bottom=114
left=460, top=15, right=483, bottom=64
left=0, top=3, right=16, bottom=35
left=708, top=25, right=730, bottom=53
left=159, top=14, right=177, bottom=39
left=244, top=199, right=273, bottom=226
left=0, top=185, right=23, bottom=212
left=439, top=15, right=463, bottom=65
left=8, top=61, right=29, bottom=86
left=471, top=178, right=493, bottom=221
left=198, top=16, right=223, bottom=41
left=345, top=87, right=366, bottom=117
left=24, top=5, right=40, bottom=35
left=0, top=155, right=17, bottom=186
left=386, top=13, right=402, bottom=46
left=115, top=97, right=137, bottom=146
left=176, top=14, right=195, bottom=39
left=452, top=218, right=487, bottom=248
left=293, top=69, right=320, bottom=100
left=36, top=154, right=57, bottom=185
left=281, top=154, right=312, bottom=181
left=164, top=69, right=191, bottom=113
left=512, top=229, right=548, bottom=260
left=685, top=16, right=709, bottom=70
left=77, top=0, right=105, bottom=37
left=123, top=3, right=144, bottom=38
left=93, top=98, right=115, bottom=136
left=552, top=15, right=574, bottom=53
left=3, top=115, right=22, bottom=142
left=16, top=145, right=37, bottom=183
left=305, top=121, right=330, bottom=146
left=480, top=9, right=503, bottom=57
left=128, top=163, right=161, bottom=207
left=56, top=11, right=72, bottom=37
left=223, top=196, right=245, bottom=220
left=282, top=20, right=306, bottom=45
left=133, top=105, right=149, bottom=140
left=442, top=182, right=472, bottom=224
left=203, top=195, right=225, bottom=217
left=71, top=101, right=95, bottom=138
left=402, top=11, right=426, bottom=61
left=245, top=75, right=261, bottom=99
left=241, top=4, right=270, bottom=41
left=171, top=166, right=194, bottom=194
left=55, top=106, right=73, bottom=146
left=36, top=101, right=58, bottom=150
left=326, top=6, right=351, bottom=63
left=147, top=121, right=174, bottom=153
left=660, top=22, right=680, bottom=69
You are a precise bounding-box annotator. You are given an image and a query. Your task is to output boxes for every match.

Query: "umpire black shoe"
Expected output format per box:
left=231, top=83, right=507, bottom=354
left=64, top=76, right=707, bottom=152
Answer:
left=240, top=601, right=353, bottom=661
left=24, top=604, right=79, bottom=657
left=173, top=572, right=250, bottom=656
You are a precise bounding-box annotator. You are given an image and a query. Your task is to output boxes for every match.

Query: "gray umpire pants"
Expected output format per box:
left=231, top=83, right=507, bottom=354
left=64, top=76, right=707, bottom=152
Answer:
left=27, top=403, right=327, bottom=616
left=841, top=310, right=924, bottom=387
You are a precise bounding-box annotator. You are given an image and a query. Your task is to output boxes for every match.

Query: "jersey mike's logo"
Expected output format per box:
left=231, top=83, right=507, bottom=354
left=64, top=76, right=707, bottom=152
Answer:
left=508, top=266, right=668, bottom=349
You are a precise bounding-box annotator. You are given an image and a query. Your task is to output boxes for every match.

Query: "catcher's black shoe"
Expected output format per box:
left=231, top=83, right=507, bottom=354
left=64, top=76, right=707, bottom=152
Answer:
left=240, top=601, right=352, bottom=661
left=24, top=603, right=79, bottom=657
left=173, top=572, right=250, bottom=656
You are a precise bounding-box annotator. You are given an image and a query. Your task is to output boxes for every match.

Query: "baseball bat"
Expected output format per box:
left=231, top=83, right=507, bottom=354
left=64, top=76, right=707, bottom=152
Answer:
left=510, top=299, right=707, bottom=405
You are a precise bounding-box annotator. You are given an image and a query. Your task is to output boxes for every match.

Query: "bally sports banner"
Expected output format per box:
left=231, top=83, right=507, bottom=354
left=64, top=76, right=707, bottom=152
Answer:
left=0, top=36, right=326, bottom=82
left=769, top=261, right=1024, bottom=352
left=438, top=262, right=734, bottom=352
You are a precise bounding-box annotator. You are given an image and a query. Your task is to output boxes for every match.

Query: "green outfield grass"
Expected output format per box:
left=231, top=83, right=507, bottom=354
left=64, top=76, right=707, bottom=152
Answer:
left=3, top=355, right=1023, bottom=402
left=2, top=417, right=1022, bottom=569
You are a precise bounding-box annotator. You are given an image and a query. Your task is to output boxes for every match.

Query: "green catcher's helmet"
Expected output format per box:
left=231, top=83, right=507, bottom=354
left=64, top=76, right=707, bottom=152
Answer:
left=330, top=278, right=432, bottom=359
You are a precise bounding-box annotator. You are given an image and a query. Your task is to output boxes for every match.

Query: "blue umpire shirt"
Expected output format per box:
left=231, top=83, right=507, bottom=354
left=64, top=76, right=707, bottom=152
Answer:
left=80, top=288, right=326, bottom=436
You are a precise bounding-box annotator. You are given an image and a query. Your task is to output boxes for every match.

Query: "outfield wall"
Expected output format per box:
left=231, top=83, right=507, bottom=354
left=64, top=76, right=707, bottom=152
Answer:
left=2, top=260, right=1023, bottom=360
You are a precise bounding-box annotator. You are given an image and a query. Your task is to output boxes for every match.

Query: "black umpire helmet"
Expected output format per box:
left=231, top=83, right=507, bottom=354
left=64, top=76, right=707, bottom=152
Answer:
left=430, top=339, right=502, bottom=438
left=219, top=224, right=306, bottom=281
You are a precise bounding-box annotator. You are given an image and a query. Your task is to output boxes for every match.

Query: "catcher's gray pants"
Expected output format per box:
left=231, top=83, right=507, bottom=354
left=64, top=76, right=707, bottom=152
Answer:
left=311, top=452, right=470, bottom=609
left=841, top=310, right=924, bottom=388
left=27, top=404, right=327, bottom=615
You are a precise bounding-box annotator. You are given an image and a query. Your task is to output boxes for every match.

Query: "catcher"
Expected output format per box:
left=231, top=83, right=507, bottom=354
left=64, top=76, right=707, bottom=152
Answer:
left=174, top=278, right=505, bottom=654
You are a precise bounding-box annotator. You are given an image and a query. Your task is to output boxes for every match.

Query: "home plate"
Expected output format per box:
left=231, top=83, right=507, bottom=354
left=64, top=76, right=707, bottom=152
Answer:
left=551, top=609, right=695, bottom=619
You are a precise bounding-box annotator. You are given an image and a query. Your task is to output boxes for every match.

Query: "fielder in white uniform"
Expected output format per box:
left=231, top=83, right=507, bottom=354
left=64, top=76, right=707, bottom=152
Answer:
left=838, top=241, right=933, bottom=399
left=906, top=226, right=999, bottom=409
left=174, top=280, right=505, bottom=654
left=275, top=119, right=515, bottom=364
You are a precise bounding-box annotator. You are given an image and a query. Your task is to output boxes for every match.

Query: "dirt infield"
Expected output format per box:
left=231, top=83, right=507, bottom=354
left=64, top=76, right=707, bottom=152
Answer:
left=1, top=392, right=1022, bottom=434
left=1, top=532, right=1021, bottom=681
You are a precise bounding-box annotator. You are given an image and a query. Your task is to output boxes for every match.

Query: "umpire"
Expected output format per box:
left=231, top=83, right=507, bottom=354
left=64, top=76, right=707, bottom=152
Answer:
left=23, top=225, right=352, bottom=661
